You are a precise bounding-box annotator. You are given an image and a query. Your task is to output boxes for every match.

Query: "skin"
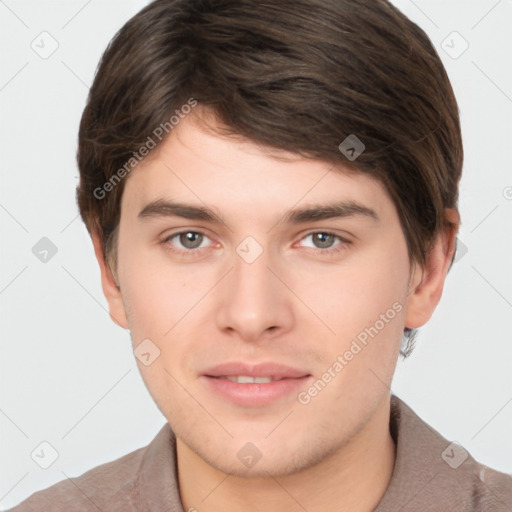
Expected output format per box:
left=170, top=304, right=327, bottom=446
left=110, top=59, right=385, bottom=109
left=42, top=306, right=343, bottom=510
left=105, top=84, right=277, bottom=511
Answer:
left=92, top=110, right=458, bottom=512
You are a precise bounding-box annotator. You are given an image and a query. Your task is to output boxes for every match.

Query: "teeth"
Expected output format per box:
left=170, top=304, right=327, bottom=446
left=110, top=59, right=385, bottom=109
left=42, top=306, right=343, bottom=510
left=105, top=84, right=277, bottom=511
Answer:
left=224, top=375, right=273, bottom=383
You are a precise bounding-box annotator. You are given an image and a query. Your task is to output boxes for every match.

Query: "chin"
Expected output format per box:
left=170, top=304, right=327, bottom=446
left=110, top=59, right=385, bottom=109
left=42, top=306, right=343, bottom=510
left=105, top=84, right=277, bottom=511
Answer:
left=185, top=432, right=340, bottom=479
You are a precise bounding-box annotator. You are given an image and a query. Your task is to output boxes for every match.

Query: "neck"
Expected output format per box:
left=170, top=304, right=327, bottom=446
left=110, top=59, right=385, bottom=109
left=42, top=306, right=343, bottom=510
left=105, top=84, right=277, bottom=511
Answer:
left=177, top=397, right=395, bottom=512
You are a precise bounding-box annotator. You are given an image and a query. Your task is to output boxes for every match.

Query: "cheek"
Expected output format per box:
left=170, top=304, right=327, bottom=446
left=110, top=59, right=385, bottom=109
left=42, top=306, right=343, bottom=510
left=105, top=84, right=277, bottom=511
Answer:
left=122, top=280, right=173, bottom=340
left=297, top=240, right=410, bottom=342
left=117, top=236, right=203, bottom=339
left=294, top=249, right=408, bottom=418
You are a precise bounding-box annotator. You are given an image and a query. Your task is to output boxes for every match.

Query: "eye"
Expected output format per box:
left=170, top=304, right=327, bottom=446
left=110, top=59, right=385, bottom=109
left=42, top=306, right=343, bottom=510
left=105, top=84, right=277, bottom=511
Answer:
left=298, top=232, right=349, bottom=254
left=163, top=231, right=213, bottom=253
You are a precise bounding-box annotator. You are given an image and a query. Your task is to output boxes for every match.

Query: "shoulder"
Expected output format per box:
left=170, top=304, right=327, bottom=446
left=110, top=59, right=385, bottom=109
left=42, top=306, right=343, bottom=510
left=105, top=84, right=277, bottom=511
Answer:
left=376, top=395, right=512, bottom=512
left=432, top=453, right=512, bottom=511
left=5, top=448, right=144, bottom=512
left=468, top=463, right=512, bottom=511
left=3, top=430, right=163, bottom=512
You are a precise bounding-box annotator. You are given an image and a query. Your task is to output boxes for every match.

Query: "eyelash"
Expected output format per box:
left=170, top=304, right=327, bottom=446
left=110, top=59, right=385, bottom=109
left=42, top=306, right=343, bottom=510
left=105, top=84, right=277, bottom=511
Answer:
left=160, top=230, right=351, bottom=258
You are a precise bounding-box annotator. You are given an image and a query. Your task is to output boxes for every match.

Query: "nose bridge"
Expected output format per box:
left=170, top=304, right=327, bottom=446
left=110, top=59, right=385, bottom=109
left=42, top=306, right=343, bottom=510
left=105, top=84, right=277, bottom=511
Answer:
left=231, top=239, right=276, bottom=314
left=215, top=236, right=293, bottom=340
left=233, top=241, right=272, bottom=295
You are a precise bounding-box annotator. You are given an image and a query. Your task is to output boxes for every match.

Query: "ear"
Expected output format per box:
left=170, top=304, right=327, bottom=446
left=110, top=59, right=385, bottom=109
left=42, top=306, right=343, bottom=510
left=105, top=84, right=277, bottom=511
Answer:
left=91, top=230, right=129, bottom=329
left=404, top=209, right=460, bottom=329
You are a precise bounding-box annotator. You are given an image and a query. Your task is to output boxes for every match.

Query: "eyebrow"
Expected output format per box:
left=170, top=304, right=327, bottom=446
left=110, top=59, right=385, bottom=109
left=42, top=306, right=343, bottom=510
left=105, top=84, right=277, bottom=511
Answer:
left=138, top=199, right=379, bottom=225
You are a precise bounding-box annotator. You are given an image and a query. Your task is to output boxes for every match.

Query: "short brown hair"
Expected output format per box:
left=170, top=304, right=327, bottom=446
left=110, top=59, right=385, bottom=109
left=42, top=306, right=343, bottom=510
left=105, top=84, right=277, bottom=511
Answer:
left=76, top=0, right=463, bottom=355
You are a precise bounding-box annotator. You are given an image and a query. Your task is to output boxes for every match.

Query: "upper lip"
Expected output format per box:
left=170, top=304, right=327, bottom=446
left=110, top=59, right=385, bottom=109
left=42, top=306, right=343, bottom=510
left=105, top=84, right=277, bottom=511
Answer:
left=203, top=362, right=310, bottom=379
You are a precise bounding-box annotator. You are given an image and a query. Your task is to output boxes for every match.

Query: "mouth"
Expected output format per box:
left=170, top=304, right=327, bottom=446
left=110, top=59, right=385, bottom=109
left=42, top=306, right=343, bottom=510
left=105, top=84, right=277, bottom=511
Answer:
left=210, top=375, right=289, bottom=383
left=201, top=362, right=312, bottom=407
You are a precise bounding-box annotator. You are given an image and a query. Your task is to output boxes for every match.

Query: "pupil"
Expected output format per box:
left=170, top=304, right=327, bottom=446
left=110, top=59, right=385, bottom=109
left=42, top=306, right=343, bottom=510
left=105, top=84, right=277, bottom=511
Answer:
left=315, top=233, right=333, bottom=248
left=182, top=232, right=202, bottom=248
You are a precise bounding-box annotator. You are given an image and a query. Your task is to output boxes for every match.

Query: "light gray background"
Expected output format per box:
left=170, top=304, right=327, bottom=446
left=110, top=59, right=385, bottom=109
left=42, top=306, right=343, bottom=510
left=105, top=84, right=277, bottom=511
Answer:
left=1, top=0, right=511, bottom=508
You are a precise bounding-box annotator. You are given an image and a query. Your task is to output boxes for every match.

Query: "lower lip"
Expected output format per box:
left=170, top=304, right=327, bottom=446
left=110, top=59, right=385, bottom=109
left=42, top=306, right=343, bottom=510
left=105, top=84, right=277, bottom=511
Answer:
left=201, top=375, right=312, bottom=407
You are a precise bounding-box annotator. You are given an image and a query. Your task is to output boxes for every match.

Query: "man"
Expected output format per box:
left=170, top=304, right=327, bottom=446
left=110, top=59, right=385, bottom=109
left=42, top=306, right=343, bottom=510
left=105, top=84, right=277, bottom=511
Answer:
left=6, top=0, right=512, bottom=510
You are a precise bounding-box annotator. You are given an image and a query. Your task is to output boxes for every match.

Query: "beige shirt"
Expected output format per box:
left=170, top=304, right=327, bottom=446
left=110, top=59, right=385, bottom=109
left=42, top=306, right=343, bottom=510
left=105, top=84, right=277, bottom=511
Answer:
left=6, top=395, right=512, bottom=511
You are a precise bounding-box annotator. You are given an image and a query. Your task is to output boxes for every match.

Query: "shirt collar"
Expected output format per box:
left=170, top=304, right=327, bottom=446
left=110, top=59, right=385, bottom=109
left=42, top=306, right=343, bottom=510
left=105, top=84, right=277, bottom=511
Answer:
left=133, top=395, right=477, bottom=511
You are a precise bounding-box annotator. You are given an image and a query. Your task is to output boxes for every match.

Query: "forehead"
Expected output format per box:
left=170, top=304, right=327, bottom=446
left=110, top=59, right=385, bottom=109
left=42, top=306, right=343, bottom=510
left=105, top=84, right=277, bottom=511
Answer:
left=120, top=113, right=394, bottom=224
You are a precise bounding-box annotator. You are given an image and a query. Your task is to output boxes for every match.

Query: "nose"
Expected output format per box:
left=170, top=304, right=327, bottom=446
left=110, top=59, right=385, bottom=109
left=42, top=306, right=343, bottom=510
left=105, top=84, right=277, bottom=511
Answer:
left=215, top=244, right=295, bottom=343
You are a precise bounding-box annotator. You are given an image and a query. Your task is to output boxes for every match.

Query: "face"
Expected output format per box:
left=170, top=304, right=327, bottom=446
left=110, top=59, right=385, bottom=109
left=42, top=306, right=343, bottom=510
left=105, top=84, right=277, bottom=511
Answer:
left=99, top=113, right=436, bottom=477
